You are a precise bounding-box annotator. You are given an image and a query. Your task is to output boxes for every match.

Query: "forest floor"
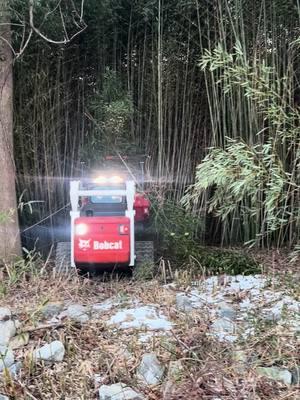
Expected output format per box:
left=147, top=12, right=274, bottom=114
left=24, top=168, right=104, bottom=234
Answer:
left=0, top=253, right=299, bottom=400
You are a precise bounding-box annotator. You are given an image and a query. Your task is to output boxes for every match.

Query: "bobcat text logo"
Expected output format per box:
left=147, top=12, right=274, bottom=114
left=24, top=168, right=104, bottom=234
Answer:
left=78, top=238, right=91, bottom=250
left=93, top=240, right=123, bottom=250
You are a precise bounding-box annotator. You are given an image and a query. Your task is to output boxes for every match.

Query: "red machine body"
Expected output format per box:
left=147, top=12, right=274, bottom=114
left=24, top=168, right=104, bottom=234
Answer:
left=74, top=216, right=130, bottom=265
left=69, top=174, right=151, bottom=268
left=134, top=194, right=150, bottom=222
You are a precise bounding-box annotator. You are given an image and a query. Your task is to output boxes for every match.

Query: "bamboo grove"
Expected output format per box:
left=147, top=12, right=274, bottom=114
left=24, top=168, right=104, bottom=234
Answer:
left=10, top=0, right=300, bottom=251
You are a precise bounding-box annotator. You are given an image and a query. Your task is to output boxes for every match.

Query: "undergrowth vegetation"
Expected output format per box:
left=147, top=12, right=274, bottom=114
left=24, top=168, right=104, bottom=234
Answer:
left=0, top=250, right=43, bottom=298
left=150, top=194, right=260, bottom=276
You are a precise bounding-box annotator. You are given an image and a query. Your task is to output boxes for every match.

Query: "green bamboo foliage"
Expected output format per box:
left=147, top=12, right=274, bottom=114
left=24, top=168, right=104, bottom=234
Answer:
left=185, top=0, right=300, bottom=248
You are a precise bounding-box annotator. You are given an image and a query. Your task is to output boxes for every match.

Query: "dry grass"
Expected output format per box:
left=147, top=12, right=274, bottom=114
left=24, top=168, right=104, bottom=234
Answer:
left=0, top=260, right=299, bottom=400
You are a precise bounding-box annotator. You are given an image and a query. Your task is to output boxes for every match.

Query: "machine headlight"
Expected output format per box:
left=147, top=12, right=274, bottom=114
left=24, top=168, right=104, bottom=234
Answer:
left=110, top=175, right=123, bottom=184
left=93, top=174, right=124, bottom=185
left=75, top=223, right=88, bottom=235
left=94, top=176, right=108, bottom=184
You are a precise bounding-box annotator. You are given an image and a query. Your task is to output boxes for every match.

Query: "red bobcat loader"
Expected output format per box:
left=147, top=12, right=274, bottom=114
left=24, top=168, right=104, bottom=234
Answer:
left=55, top=174, right=153, bottom=273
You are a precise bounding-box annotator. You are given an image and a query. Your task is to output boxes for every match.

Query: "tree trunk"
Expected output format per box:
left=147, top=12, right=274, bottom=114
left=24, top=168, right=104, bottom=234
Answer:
left=0, top=0, right=21, bottom=262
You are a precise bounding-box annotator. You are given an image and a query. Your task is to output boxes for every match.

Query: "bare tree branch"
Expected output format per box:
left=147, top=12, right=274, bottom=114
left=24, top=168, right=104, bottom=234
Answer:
left=0, top=23, right=25, bottom=27
left=28, top=0, right=87, bottom=45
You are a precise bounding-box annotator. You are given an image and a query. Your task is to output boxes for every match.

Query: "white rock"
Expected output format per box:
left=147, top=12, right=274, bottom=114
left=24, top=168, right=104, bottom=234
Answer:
left=0, top=346, right=14, bottom=372
left=41, top=302, right=64, bottom=318
left=66, top=304, right=90, bottom=323
left=92, top=297, right=138, bottom=316
left=137, top=353, right=165, bottom=385
left=227, top=275, right=267, bottom=292
left=201, top=276, right=219, bottom=290
left=240, top=298, right=254, bottom=311
left=214, top=333, right=238, bottom=343
left=176, top=290, right=221, bottom=311
left=0, top=395, right=9, bottom=400
left=217, top=303, right=237, bottom=320
left=33, top=340, right=65, bottom=362
left=108, top=306, right=172, bottom=331
left=0, top=308, right=11, bottom=321
left=176, top=294, right=194, bottom=312
left=256, top=367, right=292, bottom=385
left=92, top=299, right=118, bottom=313
left=211, top=318, right=236, bottom=333
left=201, top=275, right=267, bottom=294
left=175, top=274, right=300, bottom=343
left=211, top=318, right=237, bottom=343
left=99, top=383, right=145, bottom=400
left=262, top=290, right=284, bottom=303
left=263, top=296, right=300, bottom=321
left=0, top=320, right=16, bottom=345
